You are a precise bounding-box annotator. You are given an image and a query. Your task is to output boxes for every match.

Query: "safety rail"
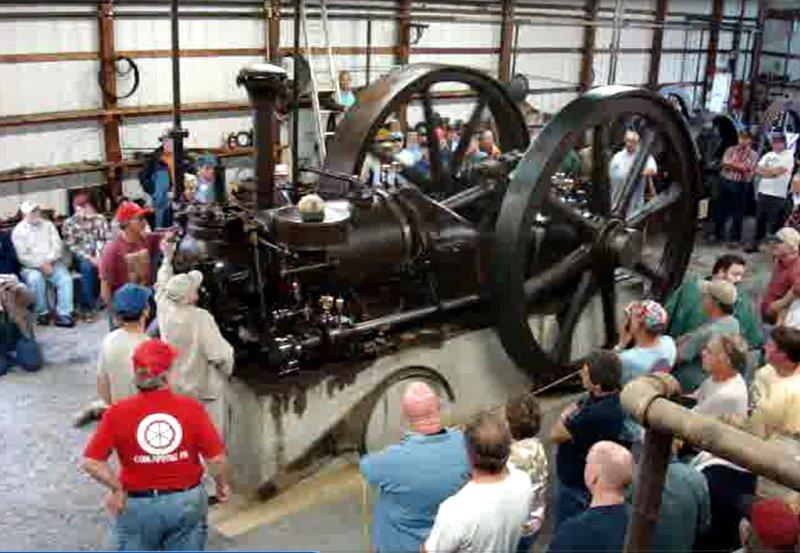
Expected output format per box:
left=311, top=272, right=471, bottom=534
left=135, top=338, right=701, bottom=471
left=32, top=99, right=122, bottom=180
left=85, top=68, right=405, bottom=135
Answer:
left=621, top=373, right=800, bottom=552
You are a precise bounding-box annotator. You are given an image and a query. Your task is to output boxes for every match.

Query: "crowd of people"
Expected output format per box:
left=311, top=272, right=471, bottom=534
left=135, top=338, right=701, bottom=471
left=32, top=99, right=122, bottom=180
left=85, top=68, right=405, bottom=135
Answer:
left=361, top=237, right=800, bottom=552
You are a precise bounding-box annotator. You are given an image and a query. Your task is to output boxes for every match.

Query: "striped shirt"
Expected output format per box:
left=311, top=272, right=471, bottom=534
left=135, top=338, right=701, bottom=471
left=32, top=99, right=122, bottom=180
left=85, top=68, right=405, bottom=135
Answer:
left=720, top=144, right=758, bottom=182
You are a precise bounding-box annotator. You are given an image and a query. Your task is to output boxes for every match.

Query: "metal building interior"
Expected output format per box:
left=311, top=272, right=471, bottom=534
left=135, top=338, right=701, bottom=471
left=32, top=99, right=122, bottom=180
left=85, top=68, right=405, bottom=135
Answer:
left=1, top=0, right=800, bottom=551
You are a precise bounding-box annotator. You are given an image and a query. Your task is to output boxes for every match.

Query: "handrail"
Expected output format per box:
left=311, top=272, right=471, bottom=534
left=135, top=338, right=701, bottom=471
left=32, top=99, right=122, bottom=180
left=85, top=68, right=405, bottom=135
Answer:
left=620, top=373, right=800, bottom=552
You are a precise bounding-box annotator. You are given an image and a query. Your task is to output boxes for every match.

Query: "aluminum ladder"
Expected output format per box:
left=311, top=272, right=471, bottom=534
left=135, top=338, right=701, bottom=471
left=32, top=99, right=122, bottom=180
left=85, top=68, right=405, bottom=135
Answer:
left=298, top=0, right=341, bottom=163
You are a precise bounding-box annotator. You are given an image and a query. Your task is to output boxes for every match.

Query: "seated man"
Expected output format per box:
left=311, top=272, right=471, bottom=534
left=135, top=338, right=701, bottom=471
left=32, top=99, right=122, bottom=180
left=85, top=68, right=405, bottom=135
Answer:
left=693, top=333, right=749, bottom=416
left=11, top=202, right=74, bottom=327
left=550, top=351, right=627, bottom=530
left=0, top=274, right=41, bottom=375
left=672, top=280, right=741, bottom=393
left=548, top=441, right=633, bottom=553
left=666, top=253, right=762, bottom=350
left=615, top=299, right=676, bottom=382
left=628, top=456, right=710, bottom=552
left=737, top=498, right=800, bottom=553
left=62, top=191, right=109, bottom=322
left=760, top=228, right=800, bottom=324
left=360, top=382, right=468, bottom=552
left=750, top=326, right=800, bottom=413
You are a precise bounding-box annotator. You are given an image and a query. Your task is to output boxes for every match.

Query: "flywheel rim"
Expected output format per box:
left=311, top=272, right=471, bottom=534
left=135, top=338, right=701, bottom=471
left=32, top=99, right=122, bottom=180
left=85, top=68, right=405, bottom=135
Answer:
left=491, top=86, right=701, bottom=382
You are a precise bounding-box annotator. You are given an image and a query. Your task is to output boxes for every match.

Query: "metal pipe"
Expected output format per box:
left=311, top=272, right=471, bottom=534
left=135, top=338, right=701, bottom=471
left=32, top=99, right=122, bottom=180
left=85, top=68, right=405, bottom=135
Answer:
left=607, top=0, right=624, bottom=85
left=169, top=0, right=187, bottom=205
left=623, top=428, right=674, bottom=552
left=693, top=28, right=705, bottom=108
left=292, top=0, right=301, bottom=186
left=511, top=22, right=520, bottom=76
left=366, top=18, right=372, bottom=84
left=622, top=374, right=800, bottom=492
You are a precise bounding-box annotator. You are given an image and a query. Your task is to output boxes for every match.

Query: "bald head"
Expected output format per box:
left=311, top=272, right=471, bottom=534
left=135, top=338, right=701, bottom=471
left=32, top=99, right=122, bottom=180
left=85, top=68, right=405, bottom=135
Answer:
left=584, top=441, right=634, bottom=494
left=401, top=381, right=442, bottom=435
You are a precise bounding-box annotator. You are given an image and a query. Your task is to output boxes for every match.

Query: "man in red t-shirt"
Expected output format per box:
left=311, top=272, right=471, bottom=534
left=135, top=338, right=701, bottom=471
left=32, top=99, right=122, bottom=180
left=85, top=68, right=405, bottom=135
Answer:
left=82, top=339, right=229, bottom=551
left=100, top=202, right=174, bottom=307
left=761, top=228, right=800, bottom=323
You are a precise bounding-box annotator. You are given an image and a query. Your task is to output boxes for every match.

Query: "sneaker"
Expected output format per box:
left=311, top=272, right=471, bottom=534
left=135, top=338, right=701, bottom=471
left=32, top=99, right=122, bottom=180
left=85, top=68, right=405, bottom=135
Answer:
left=725, top=242, right=741, bottom=250
left=36, top=314, right=51, bottom=326
left=54, top=315, right=75, bottom=328
left=744, top=244, right=760, bottom=254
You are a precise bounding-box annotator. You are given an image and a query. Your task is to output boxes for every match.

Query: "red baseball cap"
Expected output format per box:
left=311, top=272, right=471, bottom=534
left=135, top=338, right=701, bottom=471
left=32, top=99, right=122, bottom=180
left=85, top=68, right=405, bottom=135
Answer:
left=750, top=498, right=800, bottom=549
left=132, top=339, right=178, bottom=381
left=115, top=201, right=151, bottom=223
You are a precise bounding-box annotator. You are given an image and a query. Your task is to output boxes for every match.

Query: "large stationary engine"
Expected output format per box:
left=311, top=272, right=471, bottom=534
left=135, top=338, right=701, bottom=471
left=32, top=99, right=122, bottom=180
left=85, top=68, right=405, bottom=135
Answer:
left=174, top=63, right=702, bottom=386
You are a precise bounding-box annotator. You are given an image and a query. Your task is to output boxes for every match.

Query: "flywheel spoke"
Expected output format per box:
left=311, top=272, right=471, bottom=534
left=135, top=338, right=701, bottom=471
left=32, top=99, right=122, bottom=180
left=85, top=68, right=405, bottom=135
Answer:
left=452, top=97, right=487, bottom=176
left=440, top=183, right=495, bottom=210
left=631, top=260, right=667, bottom=289
left=589, top=125, right=611, bottom=216
left=421, top=87, right=445, bottom=194
left=611, top=128, right=656, bottom=217
left=599, top=270, right=618, bottom=348
left=524, top=244, right=593, bottom=303
left=555, top=272, right=595, bottom=363
left=545, top=194, right=603, bottom=236
left=626, top=182, right=681, bottom=226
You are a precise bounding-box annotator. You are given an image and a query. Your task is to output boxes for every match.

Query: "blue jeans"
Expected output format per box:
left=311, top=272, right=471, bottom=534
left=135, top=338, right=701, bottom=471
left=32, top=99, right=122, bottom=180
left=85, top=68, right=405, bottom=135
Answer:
left=553, top=483, right=589, bottom=532
left=21, top=264, right=73, bottom=317
left=714, top=178, right=747, bottom=242
left=154, top=169, right=172, bottom=228
left=76, top=255, right=99, bottom=311
left=114, top=485, right=208, bottom=551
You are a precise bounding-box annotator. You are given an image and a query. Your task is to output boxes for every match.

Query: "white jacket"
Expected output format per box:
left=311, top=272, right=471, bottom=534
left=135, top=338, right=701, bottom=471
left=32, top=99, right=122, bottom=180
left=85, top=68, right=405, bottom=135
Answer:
left=155, top=255, right=234, bottom=400
left=11, top=219, right=63, bottom=269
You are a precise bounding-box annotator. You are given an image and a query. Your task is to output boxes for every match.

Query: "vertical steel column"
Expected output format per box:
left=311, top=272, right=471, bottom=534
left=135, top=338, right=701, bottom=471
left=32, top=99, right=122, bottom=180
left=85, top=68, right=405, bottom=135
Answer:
left=693, top=29, right=705, bottom=108
left=267, top=0, right=280, bottom=60
left=647, top=0, right=668, bottom=90
left=745, top=0, right=766, bottom=123
left=727, top=0, right=746, bottom=111
left=498, top=0, right=514, bottom=81
left=396, top=0, right=411, bottom=130
left=578, top=0, right=599, bottom=92
left=169, top=0, right=187, bottom=203
left=701, top=0, right=724, bottom=108
left=784, top=18, right=796, bottom=81
left=607, top=0, right=624, bottom=85
left=622, top=428, right=673, bottom=552
left=366, top=18, right=373, bottom=84
left=292, top=0, right=301, bottom=185
left=99, top=1, right=122, bottom=204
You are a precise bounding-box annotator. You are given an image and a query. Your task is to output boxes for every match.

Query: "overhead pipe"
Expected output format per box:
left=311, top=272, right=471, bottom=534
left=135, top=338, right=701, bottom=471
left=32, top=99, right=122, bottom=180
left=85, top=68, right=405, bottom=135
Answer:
left=621, top=373, right=800, bottom=552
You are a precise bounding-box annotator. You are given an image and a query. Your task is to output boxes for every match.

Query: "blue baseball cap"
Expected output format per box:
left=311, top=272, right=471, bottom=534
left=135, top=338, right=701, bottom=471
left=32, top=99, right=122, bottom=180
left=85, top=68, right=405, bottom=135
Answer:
left=772, top=131, right=787, bottom=143
left=196, top=154, right=219, bottom=168
left=113, top=284, right=151, bottom=318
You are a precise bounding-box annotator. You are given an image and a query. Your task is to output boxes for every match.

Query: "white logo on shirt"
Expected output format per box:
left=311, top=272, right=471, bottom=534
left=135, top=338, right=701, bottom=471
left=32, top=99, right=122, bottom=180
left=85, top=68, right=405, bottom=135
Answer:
left=136, top=413, right=183, bottom=455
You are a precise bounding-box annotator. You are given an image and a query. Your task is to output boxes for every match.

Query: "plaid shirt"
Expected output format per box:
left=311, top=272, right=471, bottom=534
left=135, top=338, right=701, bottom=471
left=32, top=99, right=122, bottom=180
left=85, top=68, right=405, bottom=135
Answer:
left=721, top=144, right=758, bottom=182
left=62, top=213, right=110, bottom=259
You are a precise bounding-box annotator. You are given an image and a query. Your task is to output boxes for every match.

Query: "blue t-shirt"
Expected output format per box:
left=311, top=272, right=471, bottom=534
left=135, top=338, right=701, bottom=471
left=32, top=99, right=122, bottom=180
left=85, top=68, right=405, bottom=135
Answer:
left=548, top=504, right=630, bottom=552
left=619, top=335, right=677, bottom=384
left=359, top=429, right=469, bottom=553
left=556, top=393, right=626, bottom=489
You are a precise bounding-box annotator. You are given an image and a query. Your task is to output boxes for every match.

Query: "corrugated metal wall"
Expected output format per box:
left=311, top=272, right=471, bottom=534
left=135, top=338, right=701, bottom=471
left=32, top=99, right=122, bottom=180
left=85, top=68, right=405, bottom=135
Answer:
left=0, top=0, right=761, bottom=216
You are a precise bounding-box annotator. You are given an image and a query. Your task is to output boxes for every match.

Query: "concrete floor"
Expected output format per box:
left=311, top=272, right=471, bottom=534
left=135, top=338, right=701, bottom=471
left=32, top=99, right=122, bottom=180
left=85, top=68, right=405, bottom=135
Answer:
left=0, top=223, right=776, bottom=551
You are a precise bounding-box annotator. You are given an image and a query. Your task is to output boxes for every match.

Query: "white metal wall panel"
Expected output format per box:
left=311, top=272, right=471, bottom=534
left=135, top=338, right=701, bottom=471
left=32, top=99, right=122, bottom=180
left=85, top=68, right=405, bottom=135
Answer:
left=516, top=25, right=584, bottom=49
left=413, top=22, right=500, bottom=48
left=408, top=53, right=497, bottom=75
left=0, top=123, right=103, bottom=172
left=0, top=190, right=69, bottom=219
left=120, top=113, right=254, bottom=151
left=116, top=55, right=258, bottom=107
left=526, top=92, right=580, bottom=117
left=0, top=18, right=97, bottom=54
left=115, top=18, right=265, bottom=51
left=0, top=61, right=102, bottom=115
left=514, top=53, right=583, bottom=90
left=668, top=0, right=712, bottom=15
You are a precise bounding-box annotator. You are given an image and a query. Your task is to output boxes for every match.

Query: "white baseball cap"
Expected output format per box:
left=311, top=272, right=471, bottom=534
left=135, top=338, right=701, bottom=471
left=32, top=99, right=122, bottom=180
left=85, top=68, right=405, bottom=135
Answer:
left=20, top=201, right=39, bottom=215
